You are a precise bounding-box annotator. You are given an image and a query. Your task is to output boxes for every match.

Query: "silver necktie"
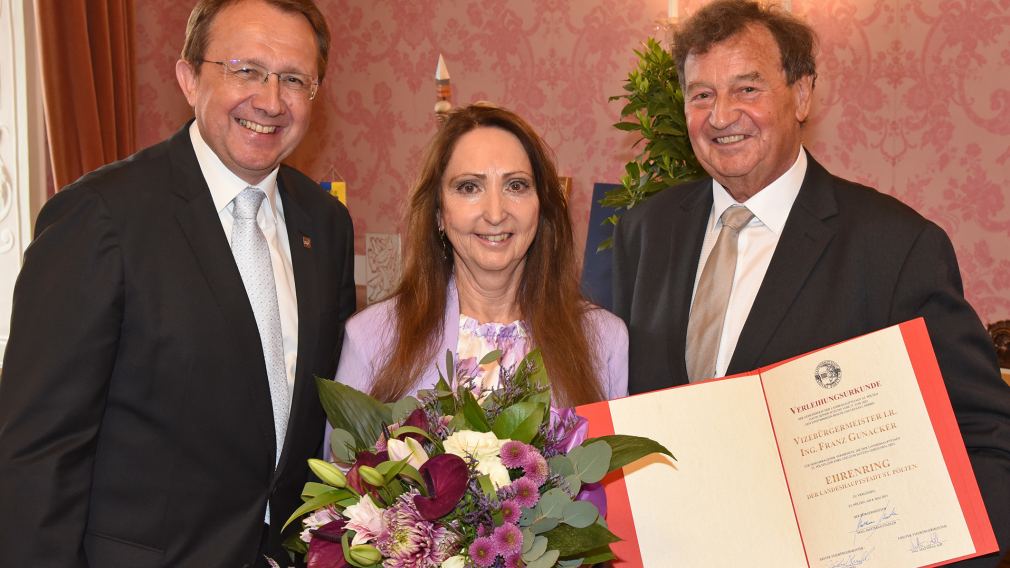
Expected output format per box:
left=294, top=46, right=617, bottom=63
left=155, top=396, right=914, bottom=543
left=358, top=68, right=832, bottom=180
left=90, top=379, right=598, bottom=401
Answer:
left=231, top=187, right=290, bottom=466
left=685, top=205, right=755, bottom=383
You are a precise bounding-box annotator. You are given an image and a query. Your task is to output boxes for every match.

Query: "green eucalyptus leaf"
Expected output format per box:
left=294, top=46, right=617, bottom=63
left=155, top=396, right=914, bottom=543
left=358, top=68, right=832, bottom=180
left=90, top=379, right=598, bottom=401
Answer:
left=568, top=440, right=612, bottom=484
left=539, top=488, right=572, bottom=518
left=530, top=516, right=561, bottom=533
left=562, top=500, right=600, bottom=528
left=547, top=455, right=574, bottom=477
left=558, top=559, right=584, bottom=568
left=390, top=396, right=420, bottom=422
left=317, top=378, right=391, bottom=450
left=525, top=549, right=560, bottom=568
left=521, top=529, right=538, bottom=555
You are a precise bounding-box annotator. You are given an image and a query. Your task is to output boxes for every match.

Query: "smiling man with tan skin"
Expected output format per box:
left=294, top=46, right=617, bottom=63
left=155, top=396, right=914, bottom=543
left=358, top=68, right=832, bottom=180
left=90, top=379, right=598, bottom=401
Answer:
left=0, top=1, right=355, bottom=566
left=613, top=1, right=1010, bottom=564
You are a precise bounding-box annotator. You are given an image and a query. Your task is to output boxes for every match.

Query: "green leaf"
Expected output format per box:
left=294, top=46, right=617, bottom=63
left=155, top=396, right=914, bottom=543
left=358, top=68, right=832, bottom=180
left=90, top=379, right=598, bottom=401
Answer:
left=444, top=350, right=454, bottom=382
left=479, top=349, right=502, bottom=365
left=460, top=388, right=492, bottom=432
left=579, top=545, right=617, bottom=564
left=389, top=425, right=435, bottom=443
left=316, top=378, right=391, bottom=450
left=390, top=396, right=420, bottom=423
left=562, top=500, right=600, bottom=528
left=586, top=434, right=675, bottom=472
left=547, top=454, right=574, bottom=477
left=377, top=459, right=425, bottom=489
left=525, top=549, right=560, bottom=568
left=301, top=481, right=334, bottom=500
left=568, top=440, right=612, bottom=484
left=613, top=121, right=642, bottom=131
left=492, top=401, right=545, bottom=443
left=282, top=488, right=353, bottom=531
left=525, top=533, right=549, bottom=557
left=543, top=522, right=621, bottom=558
left=329, top=428, right=357, bottom=464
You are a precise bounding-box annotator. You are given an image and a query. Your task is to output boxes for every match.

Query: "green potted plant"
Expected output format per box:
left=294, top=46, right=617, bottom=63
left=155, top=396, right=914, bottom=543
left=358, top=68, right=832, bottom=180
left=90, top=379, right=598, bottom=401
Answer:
left=600, top=38, right=704, bottom=250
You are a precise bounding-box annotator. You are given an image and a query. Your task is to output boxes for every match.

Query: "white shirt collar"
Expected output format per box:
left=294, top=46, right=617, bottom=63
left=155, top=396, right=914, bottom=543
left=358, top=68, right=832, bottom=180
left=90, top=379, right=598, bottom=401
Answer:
left=711, top=146, right=807, bottom=234
left=189, top=122, right=280, bottom=216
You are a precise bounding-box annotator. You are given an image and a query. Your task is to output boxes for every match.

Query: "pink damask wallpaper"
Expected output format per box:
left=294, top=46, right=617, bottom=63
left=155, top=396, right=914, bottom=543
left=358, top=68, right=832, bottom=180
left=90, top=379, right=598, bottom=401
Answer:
left=133, top=0, right=1010, bottom=322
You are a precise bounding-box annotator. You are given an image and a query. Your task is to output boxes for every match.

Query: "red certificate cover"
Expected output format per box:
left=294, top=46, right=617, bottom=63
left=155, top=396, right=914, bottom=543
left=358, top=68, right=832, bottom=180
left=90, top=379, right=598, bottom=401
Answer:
left=578, top=319, right=997, bottom=567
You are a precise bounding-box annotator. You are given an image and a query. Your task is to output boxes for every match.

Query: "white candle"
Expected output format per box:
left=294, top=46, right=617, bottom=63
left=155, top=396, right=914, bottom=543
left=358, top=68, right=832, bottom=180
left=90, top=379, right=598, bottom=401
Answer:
left=668, top=0, right=678, bottom=19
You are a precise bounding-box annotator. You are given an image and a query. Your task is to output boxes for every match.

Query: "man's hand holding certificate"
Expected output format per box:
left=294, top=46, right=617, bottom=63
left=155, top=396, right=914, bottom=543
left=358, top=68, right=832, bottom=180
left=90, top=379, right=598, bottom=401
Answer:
left=578, top=319, right=998, bottom=567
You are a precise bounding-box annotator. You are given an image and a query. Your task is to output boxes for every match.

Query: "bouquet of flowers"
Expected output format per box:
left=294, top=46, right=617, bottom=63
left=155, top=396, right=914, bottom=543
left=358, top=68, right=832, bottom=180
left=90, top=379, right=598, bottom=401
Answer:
left=283, top=350, right=671, bottom=568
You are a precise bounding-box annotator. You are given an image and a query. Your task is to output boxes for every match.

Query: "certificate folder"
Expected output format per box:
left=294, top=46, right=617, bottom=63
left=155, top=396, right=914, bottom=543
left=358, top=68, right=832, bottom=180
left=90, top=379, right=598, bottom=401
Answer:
left=578, top=319, right=997, bottom=567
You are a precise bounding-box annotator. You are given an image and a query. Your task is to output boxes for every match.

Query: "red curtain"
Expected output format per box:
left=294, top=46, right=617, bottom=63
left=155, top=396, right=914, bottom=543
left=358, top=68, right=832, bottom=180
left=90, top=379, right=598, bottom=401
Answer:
left=37, top=0, right=135, bottom=190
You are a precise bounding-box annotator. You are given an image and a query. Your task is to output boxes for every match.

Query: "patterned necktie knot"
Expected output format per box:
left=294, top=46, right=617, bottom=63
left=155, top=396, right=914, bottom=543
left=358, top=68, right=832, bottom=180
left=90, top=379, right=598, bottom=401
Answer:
left=233, top=187, right=265, bottom=221
left=720, top=205, right=754, bottom=232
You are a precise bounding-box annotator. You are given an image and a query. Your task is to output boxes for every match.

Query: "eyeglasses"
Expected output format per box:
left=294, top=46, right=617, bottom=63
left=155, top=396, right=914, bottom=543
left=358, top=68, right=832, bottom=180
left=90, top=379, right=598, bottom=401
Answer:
left=200, top=59, right=319, bottom=101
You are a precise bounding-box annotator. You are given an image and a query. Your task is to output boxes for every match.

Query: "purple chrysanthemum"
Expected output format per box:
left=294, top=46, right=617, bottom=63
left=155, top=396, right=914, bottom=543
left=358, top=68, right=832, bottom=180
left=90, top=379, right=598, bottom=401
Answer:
left=500, top=441, right=533, bottom=469
left=492, top=523, right=523, bottom=556
left=522, top=452, right=549, bottom=485
left=375, top=490, right=459, bottom=568
left=509, top=477, right=540, bottom=508
left=469, top=536, right=498, bottom=567
left=499, top=499, right=521, bottom=524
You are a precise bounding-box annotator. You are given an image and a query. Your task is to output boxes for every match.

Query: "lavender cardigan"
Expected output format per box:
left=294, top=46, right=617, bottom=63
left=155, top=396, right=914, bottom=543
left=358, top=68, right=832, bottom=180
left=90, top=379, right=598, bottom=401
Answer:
left=334, top=281, right=629, bottom=400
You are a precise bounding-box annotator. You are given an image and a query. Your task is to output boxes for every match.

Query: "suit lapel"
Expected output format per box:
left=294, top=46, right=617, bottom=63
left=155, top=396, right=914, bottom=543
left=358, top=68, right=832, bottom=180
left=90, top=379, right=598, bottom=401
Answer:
left=274, top=169, right=318, bottom=474
left=728, top=156, right=838, bottom=373
left=168, top=125, right=277, bottom=460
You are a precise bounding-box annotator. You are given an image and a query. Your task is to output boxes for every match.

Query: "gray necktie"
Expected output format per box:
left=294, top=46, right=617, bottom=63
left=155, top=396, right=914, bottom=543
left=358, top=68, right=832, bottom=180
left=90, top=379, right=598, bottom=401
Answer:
left=686, top=205, right=755, bottom=383
left=231, top=187, right=290, bottom=466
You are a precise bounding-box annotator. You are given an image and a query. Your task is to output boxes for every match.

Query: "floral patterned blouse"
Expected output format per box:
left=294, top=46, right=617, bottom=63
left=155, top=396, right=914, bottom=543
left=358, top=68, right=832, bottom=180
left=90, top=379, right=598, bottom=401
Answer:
left=455, top=314, right=531, bottom=392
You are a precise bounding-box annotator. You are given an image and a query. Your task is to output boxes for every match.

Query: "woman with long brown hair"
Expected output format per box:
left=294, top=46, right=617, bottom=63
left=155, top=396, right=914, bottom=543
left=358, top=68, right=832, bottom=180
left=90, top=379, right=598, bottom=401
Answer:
left=336, top=104, right=626, bottom=406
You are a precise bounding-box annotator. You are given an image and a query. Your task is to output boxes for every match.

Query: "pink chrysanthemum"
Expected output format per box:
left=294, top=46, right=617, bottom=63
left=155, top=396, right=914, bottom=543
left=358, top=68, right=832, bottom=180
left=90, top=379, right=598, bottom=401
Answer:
left=504, top=553, right=524, bottom=568
left=469, top=536, right=498, bottom=567
left=500, top=441, right=533, bottom=468
left=493, top=523, right=523, bottom=556
left=522, top=452, right=549, bottom=485
left=499, top=499, right=521, bottom=524
left=375, top=490, right=458, bottom=568
left=509, top=477, right=540, bottom=508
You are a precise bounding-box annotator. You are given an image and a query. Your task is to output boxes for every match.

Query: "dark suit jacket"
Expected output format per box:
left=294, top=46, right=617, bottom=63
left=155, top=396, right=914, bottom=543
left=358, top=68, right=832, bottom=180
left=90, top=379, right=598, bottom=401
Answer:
left=613, top=155, right=1010, bottom=566
left=0, top=123, right=356, bottom=567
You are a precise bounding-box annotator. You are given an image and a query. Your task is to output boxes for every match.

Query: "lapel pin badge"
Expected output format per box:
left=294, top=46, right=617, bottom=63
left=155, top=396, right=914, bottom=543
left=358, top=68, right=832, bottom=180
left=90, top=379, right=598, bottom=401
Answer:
left=302, top=236, right=312, bottom=249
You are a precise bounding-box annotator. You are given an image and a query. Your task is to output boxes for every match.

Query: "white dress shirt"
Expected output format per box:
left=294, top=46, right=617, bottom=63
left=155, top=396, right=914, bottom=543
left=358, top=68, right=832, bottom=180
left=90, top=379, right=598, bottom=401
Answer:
left=690, top=148, right=807, bottom=377
left=189, top=123, right=299, bottom=402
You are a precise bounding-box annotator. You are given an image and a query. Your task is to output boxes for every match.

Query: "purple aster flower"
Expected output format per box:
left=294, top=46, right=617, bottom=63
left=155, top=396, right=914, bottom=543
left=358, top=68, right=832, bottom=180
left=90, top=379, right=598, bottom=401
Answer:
left=469, top=536, right=498, bottom=568
left=375, top=490, right=459, bottom=568
left=499, top=499, right=521, bottom=524
left=509, top=477, right=540, bottom=508
left=492, top=523, right=523, bottom=556
left=500, top=440, right=533, bottom=469
left=521, top=452, right=549, bottom=486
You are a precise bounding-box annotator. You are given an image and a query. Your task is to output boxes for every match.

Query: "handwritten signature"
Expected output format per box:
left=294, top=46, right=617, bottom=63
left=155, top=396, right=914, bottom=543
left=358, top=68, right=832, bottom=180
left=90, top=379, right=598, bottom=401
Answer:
left=910, top=532, right=943, bottom=552
left=855, top=504, right=898, bottom=530
left=828, top=549, right=874, bottom=568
